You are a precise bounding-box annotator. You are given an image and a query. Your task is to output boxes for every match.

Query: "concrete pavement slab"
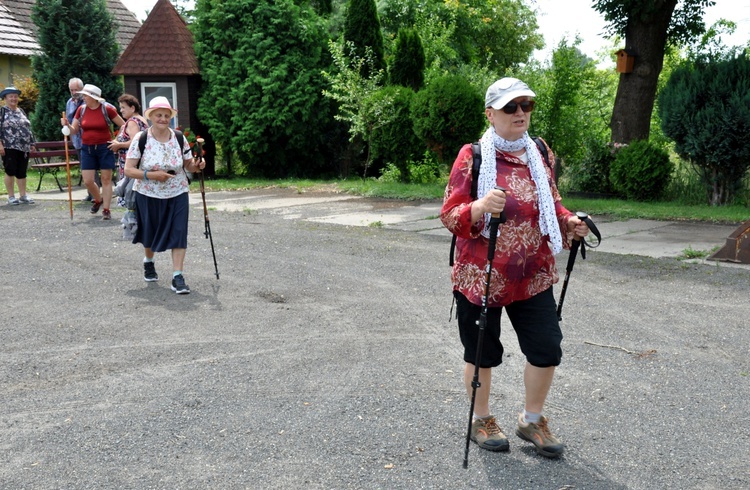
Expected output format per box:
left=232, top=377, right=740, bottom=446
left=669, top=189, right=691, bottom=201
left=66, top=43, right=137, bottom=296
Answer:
left=25, top=186, right=747, bottom=265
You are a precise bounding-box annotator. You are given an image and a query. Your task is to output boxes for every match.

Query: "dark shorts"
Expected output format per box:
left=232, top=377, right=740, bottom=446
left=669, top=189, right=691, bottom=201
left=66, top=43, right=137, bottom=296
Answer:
left=80, top=144, right=115, bottom=171
left=454, top=288, right=563, bottom=368
left=2, top=148, right=29, bottom=178
left=133, top=192, right=189, bottom=252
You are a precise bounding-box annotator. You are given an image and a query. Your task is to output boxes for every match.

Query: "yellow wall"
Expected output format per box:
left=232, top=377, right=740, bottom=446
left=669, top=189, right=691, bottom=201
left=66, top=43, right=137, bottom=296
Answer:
left=0, top=55, right=33, bottom=88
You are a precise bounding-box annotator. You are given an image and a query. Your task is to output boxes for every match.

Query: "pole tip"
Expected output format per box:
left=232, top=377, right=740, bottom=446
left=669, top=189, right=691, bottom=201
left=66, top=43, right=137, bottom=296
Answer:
left=196, top=138, right=205, bottom=144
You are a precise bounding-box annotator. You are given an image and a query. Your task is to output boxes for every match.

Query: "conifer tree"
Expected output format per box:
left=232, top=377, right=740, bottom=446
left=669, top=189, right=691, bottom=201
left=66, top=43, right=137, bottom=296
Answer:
left=194, top=0, right=334, bottom=177
left=343, top=0, right=385, bottom=76
left=31, top=0, right=122, bottom=141
left=389, top=28, right=425, bottom=91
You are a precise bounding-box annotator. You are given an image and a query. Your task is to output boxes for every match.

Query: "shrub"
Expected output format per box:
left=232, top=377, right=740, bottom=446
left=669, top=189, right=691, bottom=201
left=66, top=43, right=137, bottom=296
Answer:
left=609, top=139, right=673, bottom=201
left=563, top=137, right=615, bottom=195
left=411, top=74, right=485, bottom=165
left=368, top=85, right=423, bottom=180
left=406, top=151, right=442, bottom=184
left=659, top=54, right=750, bottom=205
left=11, top=75, right=38, bottom=115
left=389, top=28, right=425, bottom=91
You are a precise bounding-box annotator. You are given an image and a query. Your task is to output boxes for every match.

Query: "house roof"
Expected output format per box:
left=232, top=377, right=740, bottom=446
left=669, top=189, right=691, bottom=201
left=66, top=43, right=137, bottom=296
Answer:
left=112, top=0, right=198, bottom=76
left=0, top=2, right=38, bottom=56
left=0, top=0, right=141, bottom=54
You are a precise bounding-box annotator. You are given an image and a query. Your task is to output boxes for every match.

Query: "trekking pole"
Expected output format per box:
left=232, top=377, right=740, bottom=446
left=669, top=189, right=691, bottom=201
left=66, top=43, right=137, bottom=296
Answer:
left=195, top=138, right=220, bottom=279
left=557, top=212, right=601, bottom=321
left=61, top=112, right=73, bottom=221
left=464, top=186, right=506, bottom=469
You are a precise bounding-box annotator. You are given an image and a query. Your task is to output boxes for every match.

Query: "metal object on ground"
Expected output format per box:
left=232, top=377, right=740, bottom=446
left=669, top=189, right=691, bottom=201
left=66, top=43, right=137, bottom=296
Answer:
left=707, top=220, right=750, bottom=264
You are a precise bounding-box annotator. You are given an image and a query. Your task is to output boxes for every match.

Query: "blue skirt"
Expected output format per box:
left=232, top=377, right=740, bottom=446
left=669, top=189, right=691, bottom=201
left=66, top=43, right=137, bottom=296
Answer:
left=133, top=192, right=189, bottom=252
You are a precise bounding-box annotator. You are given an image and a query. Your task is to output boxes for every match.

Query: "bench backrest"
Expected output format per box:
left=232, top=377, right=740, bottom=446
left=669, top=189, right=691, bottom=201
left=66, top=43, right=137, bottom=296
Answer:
left=30, top=140, right=77, bottom=159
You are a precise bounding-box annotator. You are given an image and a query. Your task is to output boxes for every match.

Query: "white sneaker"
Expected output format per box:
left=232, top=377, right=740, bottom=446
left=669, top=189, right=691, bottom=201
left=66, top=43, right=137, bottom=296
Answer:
left=7, top=196, right=19, bottom=205
left=19, top=195, right=34, bottom=204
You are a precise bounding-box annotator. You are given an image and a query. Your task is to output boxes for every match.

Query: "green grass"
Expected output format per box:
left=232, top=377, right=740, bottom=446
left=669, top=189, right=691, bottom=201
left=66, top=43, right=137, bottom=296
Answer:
left=25, top=173, right=748, bottom=224
left=561, top=196, right=748, bottom=224
left=197, top=176, right=748, bottom=224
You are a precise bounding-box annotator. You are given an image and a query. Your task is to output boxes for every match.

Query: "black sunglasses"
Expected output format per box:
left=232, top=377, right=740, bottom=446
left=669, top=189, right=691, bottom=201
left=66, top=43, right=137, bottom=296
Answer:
left=501, top=100, right=535, bottom=114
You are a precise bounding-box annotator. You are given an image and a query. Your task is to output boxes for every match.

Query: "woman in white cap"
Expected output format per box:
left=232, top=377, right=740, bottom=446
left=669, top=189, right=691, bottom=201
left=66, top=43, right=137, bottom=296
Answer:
left=60, top=84, right=125, bottom=220
left=0, top=86, right=36, bottom=205
left=123, top=96, right=205, bottom=295
left=440, top=77, right=589, bottom=458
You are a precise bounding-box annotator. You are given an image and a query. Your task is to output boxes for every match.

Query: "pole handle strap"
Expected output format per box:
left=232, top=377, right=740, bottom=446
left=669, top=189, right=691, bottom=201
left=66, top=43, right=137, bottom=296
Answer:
left=576, top=215, right=602, bottom=260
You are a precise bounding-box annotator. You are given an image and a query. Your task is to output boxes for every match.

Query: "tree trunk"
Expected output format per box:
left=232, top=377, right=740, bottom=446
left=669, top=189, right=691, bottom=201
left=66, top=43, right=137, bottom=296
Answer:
left=610, top=0, right=678, bottom=144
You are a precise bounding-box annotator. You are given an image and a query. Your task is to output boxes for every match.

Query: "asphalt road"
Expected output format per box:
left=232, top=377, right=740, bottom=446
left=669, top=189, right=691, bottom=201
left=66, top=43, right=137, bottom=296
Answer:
left=1, top=192, right=748, bottom=489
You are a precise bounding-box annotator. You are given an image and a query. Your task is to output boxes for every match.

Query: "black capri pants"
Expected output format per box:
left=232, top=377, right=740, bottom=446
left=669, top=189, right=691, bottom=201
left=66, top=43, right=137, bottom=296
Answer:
left=454, top=287, right=563, bottom=368
left=2, top=149, right=29, bottom=179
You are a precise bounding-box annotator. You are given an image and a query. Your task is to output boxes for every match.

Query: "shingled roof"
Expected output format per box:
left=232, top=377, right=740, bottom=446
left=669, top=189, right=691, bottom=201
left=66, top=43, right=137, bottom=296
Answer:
left=0, top=2, right=38, bottom=56
left=0, top=0, right=141, bottom=54
left=112, top=0, right=198, bottom=76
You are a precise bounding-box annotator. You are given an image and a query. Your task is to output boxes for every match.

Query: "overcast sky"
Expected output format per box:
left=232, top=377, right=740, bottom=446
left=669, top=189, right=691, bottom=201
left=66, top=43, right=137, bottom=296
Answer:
left=124, top=0, right=750, bottom=65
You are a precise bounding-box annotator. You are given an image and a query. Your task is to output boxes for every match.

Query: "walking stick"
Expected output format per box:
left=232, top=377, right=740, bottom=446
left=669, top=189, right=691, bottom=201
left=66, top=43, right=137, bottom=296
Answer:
left=61, top=112, right=73, bottom=221
left=195, top=138, right=219, bottom=279
left=464, top=187, right=506, bottom=469
left=556, top=212, right=601, bottom=321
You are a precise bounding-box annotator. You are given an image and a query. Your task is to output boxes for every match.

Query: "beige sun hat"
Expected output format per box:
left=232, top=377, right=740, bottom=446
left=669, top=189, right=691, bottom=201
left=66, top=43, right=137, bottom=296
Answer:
left=78, top=84, right=105, bottom=103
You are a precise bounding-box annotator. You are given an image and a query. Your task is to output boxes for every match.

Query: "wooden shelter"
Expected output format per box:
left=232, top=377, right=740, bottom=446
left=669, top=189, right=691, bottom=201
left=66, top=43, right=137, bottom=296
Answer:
left=112, top=0, right=214, bottom=174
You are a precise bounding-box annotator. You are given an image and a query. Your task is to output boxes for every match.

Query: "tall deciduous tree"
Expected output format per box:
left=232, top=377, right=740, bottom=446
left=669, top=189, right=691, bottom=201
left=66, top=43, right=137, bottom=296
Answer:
left=380, top=0, right=543, bottom=71
left=194, top=0, right=334, bottom=177
left=31, top=0, right=121, bottom=141
left=343, top=0, right=385, bottom=76
left=530, top=38, right=615, bottom=170
left=594, top=0, right=714, bottom=144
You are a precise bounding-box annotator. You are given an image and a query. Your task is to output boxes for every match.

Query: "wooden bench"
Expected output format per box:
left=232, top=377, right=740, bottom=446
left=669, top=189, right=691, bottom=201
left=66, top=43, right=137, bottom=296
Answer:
left=29, top=140, right=81, bottom=192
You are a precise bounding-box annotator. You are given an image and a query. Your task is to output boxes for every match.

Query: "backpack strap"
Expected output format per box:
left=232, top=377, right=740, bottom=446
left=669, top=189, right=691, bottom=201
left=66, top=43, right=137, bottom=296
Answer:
left=449, top=142, right=483, bottom=266
left=102, top=102, right=114, bottom=128
left=532, top=136, right=551, bottom=168
left=137, top=129, right=149, bottom=169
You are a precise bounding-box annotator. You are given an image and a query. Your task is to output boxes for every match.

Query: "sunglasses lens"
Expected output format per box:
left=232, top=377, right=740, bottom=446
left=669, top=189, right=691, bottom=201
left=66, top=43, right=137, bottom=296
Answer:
left=501, top=100, right=535, bottom=114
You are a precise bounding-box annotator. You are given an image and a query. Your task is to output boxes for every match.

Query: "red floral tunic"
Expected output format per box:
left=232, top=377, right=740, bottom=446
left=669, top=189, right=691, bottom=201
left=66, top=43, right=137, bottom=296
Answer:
left=440, top=141, right=575, bottom=308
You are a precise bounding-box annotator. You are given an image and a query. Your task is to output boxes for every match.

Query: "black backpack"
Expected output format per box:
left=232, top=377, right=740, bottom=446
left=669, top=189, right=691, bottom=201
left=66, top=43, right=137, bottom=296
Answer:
left=448, top=137, right=551, bottom=266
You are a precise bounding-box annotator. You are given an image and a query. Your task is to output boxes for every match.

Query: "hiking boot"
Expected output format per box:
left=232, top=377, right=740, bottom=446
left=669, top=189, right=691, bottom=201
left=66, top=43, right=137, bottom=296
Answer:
left=516, top=414, right=564, bottom=458
left=90, top=200, right=102, bottom=214
left=19, top=195, right=34, bottom=204
left=7, top=196, right=19, bottom=205
left=171, top=274, right=190, bottom=294
left=470, top=416, right=509, bottom=452
left=143, top=262, right=158, bottom=282
left=102, top=209, right=111, bottom=220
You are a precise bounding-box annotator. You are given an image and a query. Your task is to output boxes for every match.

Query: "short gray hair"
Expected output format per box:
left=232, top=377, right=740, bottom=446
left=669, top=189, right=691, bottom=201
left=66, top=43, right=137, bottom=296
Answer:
left=68, top=77, right=83, bottom=90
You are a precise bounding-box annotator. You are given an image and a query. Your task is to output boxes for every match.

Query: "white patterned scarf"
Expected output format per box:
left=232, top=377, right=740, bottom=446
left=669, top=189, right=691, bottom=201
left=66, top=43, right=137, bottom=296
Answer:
left=476, top=126, right=563, bottom=254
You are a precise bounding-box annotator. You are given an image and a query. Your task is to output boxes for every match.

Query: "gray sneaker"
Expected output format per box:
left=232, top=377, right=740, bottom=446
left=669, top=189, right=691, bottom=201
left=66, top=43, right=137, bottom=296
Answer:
left=470, top=416, right=509, bottom=452
left=516, top=414, right=564, bottom=458
left=171, top=274, right=190, bottom=294
left=7, top=196, right=19, bottom=205
left=18, top=195, right=34, bottom=204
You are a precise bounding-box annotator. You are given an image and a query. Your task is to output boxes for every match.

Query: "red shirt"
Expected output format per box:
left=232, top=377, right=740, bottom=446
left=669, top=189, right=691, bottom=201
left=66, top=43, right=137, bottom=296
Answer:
left=75, top=103, right=118, bottom=145
left=440, top=141, right=575, bottom=307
